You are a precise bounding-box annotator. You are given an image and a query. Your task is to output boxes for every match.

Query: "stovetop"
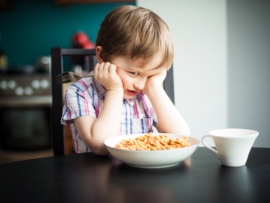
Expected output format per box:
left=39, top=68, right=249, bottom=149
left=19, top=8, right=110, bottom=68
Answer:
left=0, top=73, right=51, bottom=97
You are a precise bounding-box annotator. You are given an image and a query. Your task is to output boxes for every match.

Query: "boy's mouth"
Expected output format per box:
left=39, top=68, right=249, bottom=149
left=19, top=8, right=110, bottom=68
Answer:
left=127, top=90, right=139, bottom=96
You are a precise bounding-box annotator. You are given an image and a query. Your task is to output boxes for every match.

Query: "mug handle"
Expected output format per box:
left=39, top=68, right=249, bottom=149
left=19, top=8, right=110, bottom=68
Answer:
left=201, top=135, right=218, bottom=155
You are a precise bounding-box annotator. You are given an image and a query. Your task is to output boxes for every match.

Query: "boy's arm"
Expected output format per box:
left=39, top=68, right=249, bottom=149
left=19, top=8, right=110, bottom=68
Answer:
left=144, top=71, right=190, bottom=136
left=74, top=89, right=123, bottom=155
left=74, top=62, right=123, bottom=156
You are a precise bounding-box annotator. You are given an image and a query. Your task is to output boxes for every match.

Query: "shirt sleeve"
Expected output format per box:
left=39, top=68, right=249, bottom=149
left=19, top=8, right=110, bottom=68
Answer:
left=61, top=80, right=97, bottom=125
left=141, top=94, right=158, bottom=127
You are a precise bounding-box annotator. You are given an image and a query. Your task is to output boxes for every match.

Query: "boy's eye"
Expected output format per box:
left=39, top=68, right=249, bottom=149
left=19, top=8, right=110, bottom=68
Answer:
left=130, top=72, right=139, bottom=75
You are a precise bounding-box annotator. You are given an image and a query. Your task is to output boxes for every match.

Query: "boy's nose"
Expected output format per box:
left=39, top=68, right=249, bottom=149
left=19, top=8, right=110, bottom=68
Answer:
left=134, top=78, right=147, bottom=91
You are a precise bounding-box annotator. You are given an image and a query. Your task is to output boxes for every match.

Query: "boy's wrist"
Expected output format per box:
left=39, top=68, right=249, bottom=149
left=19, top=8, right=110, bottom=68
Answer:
left=143, top=83, right=163, bottom=96
left=106, top=88, right=124, bottom=96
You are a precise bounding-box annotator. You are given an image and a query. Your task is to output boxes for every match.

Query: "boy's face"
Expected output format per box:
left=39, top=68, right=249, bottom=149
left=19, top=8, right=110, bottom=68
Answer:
left=110, top=53, right=166, bottom=99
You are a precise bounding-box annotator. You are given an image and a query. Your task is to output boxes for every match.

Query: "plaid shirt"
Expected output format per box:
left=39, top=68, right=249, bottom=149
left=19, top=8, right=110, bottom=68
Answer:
left=61, top=75, right=158, bottom=153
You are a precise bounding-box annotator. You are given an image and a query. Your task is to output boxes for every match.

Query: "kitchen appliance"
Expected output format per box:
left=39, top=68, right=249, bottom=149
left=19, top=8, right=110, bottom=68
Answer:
left=0, top=70, right=52, bottom=151
left=70, top=31, right=95, bottom=72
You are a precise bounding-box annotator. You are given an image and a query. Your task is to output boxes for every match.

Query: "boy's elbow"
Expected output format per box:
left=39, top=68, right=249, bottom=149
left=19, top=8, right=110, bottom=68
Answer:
left=91, top=145, right=109, bottom=156
left=93, top=149, right=109, bottom=156
left=85, top=134, right=109, bottom=156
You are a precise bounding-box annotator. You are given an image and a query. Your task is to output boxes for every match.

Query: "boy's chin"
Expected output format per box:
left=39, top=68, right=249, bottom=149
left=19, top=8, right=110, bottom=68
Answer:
left=123, top=93, right=137, bottom=100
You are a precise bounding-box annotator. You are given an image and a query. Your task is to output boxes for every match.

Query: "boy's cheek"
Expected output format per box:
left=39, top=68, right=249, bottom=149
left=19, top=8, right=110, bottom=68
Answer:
left=112, top=73, right=124, bottom=88
left=115, top=68, right=123, bottom=77
left=115, top=70, right=126, bottom=80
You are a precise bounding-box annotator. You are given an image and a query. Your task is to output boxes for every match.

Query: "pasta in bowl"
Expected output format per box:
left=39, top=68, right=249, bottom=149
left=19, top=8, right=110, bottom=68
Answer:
left=104, top=133, right=200, bottom=168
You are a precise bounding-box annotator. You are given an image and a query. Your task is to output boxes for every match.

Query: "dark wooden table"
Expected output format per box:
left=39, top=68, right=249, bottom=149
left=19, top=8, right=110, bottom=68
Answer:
left=0, top=147, right=269, bottom=203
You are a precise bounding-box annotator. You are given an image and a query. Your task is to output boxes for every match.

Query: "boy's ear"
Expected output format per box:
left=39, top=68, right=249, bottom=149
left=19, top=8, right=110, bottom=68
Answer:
left=96, top=46, right=104, bottom=63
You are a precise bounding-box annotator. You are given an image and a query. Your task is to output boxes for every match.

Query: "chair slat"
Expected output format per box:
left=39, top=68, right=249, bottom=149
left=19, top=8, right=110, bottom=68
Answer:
left=62, top=48, right=96, bottom=56
left=51, top=47, right=65, bottom=156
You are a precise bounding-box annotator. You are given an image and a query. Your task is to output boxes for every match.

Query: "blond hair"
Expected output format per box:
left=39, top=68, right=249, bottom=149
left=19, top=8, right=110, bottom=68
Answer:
left=96, top=5, right=174, bottom=69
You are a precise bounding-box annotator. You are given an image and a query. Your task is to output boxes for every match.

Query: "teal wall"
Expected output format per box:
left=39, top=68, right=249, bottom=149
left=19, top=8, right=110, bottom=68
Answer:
left=0, top=0, right=136, bottom=70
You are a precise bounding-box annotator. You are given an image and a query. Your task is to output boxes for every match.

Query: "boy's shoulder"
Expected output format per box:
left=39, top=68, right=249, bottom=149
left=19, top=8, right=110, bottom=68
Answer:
left=67, top=76, right=105, bottom=96
left=66, top=76, right=96, bottom=94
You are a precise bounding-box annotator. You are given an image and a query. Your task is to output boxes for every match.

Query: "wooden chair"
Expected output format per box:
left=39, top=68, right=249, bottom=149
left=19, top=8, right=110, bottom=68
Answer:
left=50, top=47, right=175, bottom=156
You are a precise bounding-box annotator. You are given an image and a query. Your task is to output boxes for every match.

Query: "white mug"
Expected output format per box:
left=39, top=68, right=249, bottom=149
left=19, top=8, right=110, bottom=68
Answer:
left=201, top=128, right=259, bottom=167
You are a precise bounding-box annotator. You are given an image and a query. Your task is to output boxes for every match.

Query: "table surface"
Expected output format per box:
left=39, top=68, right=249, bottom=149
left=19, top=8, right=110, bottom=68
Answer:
left=0, top=147, right=269, bottom=203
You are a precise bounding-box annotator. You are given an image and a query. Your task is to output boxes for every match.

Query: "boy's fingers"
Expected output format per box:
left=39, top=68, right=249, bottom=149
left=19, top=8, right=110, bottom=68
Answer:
left=99, top=62, right=105, bottom=71
left=94, top=63, right=100, bottom=76
left=98, top=62, right=106, bottom=77
left=163, top=69, right=167, bottom=76
left=94, top=63, right=100, bottom=70
left=103, top=62, right=111, bottom=76
left=159, top=68, right=167, bottom=79
left=109, top=64, right=117, bottom=73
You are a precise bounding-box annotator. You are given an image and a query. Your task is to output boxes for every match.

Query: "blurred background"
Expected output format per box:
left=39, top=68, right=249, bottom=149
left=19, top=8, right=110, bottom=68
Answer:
left=0, top=0, right=269, bottom=164
left=0, top=0, right=136, bottom=164
left=139, top=0, right=270, bottom=148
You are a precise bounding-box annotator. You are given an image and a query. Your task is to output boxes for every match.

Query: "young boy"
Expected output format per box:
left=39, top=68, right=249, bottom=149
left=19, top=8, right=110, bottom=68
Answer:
left=61, top=5, right=190, bottom=155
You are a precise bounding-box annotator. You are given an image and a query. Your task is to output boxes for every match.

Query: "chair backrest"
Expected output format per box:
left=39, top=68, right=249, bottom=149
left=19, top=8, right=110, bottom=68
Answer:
left=51, top=47, right=175, bottom=156
left=51, top=48, right=96, bottom=156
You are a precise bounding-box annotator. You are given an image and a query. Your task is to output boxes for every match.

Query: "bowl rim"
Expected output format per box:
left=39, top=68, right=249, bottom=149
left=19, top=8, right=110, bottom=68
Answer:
left=104, top=133, right=200, bottom=153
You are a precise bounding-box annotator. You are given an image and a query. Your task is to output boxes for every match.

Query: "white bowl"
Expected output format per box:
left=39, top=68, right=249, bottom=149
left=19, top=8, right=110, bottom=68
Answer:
left=104, top=133, right=200, bottom=169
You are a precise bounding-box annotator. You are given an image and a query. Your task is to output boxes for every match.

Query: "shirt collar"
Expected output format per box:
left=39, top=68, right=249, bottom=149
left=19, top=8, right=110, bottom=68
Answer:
left=124, top=97, right=137, bottom=106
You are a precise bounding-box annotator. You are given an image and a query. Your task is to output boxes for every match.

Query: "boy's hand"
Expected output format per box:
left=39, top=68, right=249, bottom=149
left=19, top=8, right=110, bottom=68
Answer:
left=94, top=62, right=123, bottom=91
left=143, top=68, right=167, bottom=95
